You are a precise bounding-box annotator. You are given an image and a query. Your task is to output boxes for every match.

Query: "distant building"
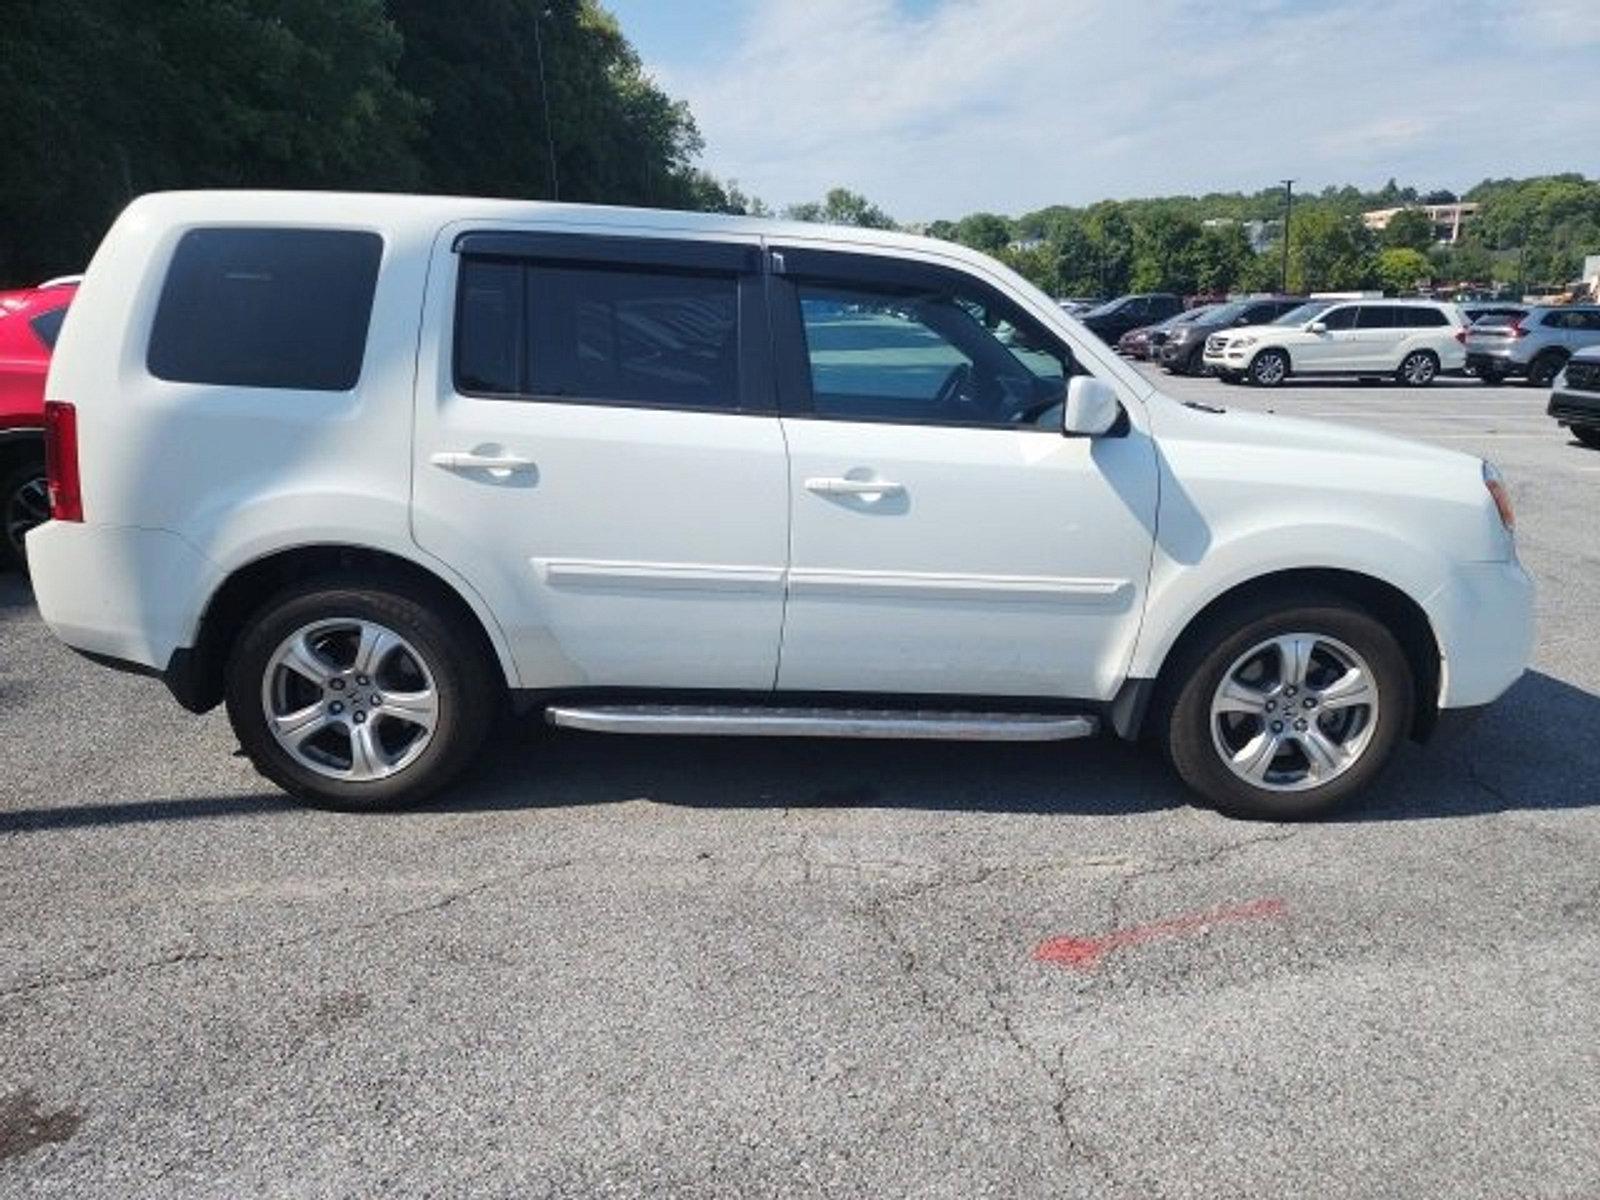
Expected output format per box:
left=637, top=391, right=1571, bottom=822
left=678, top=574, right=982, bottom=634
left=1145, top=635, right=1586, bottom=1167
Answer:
left=1006, top=236, right=1047, bottom=253
left=1361, top=202, right=1479, bottom=245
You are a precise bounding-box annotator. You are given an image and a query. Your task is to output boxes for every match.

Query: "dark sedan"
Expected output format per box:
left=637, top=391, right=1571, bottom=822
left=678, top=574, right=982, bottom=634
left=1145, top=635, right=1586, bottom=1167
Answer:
left=1159, top=295, right=1307, bottom=375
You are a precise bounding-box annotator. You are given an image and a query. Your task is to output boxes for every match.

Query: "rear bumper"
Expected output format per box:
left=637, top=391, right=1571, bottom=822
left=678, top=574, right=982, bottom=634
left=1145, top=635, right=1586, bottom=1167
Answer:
left=27, top=522, right=209, bottom=672
left=1548, top=387, right=1600, bottom=426
left=1465, top=350, right=1526, bottom=377
left=1423, top=559, right=1535, bottom=709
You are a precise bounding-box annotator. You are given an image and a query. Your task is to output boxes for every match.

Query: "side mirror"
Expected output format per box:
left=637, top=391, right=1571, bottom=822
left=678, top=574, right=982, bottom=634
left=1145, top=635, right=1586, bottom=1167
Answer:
left=1307, top=321, right=1327, bottom=333
left=1062, top=376, right=1120, bottom=437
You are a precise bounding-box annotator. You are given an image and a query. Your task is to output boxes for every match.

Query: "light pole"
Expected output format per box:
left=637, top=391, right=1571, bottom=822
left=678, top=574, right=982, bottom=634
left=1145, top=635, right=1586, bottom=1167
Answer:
left=1280, top=179, right=1294, bottom=293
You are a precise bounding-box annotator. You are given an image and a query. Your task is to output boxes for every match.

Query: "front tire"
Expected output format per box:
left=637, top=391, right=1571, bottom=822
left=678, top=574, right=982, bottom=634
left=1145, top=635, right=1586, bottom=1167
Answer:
left=1396, top=350, right=1438, bottom=387
left=1, top=458, right=48, bottom=572
left=225, top=578, right=498, bottom=810
left=1159, top=595, right=1414, bottom=820
left=1248, top=349, right=1289, bottom=387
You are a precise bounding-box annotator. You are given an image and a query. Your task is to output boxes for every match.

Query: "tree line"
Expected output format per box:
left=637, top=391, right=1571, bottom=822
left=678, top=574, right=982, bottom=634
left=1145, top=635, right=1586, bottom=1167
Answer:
left=0, top=0, right=721, bottom=284
left=778, top=176, right=1600, bottom=299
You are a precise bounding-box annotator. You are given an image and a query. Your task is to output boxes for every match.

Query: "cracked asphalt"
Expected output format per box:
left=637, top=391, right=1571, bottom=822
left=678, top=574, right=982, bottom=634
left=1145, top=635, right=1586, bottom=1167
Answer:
left=2, top=371, right=1598, bottom=1198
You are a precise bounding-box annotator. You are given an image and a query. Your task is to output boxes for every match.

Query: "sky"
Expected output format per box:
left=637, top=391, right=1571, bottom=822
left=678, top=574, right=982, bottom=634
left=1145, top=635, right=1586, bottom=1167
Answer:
left=604, top=0, right=1600, bottom=222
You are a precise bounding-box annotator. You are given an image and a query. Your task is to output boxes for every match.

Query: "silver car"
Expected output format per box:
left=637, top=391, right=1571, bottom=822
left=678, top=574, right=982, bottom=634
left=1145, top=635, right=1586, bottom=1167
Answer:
left=1463, top=305, right=1600, bottom=386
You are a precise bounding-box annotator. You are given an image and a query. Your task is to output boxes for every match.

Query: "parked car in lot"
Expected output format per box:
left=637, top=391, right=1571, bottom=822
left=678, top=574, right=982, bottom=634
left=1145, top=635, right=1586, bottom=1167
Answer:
left=1077, top=292, right=1183, bottom=344
left=1463, top=305, right=1600, bottom=387
left=29, top=192, right=1532, bottom=820
left=1115, top=305, right=1217, bottom=360
left=1056, top=297, right=1102, bottom=316
left=1204, top=299, right=1467, bottom=387
left=1160, top=295, right=1306, bottom=375
left=1548, top=348, right=1600, bottom=449
left=0, top=277, right=77, bottom=568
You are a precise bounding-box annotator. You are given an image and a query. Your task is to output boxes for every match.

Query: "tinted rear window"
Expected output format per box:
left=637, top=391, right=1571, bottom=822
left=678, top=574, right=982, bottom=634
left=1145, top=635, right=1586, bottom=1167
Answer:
left=455, top=256, right=741, bottom=411
left=29, top=306, right=68, bottom=350
left=148, top=228, right=382, bottom=390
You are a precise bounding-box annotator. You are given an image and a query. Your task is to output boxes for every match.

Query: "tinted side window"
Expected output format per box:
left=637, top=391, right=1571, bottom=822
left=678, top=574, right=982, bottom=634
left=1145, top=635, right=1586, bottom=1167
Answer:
left=1405, top=307, right=1448, bottom=327
left=454, top=257, right=742, bottom=411
left=1242, top=302, right=1278, bottom=324
left=148, top=228, right=382, bottom=390
left=1356, top=306, right=1395, bottom=329
left=29, top=306, right=68, bottom=350
left=792, top=280, right=1069, bottom=429
left=1321, top=306, right=1358, bottom=330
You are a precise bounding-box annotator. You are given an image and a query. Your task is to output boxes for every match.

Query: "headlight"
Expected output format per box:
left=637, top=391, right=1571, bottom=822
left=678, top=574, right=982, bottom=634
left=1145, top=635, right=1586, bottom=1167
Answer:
left=1483, top=461, right=1515, bottom=532
left=1169, top=327, right=1192, bottom=343
left=1233, top=336, right=1257, bottom=348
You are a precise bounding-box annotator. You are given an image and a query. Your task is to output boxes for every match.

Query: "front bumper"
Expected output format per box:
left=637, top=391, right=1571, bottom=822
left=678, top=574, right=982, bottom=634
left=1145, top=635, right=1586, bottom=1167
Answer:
left=1423, top=558, right=1535, bottom=709
left=1548, top=386, right=1600, bottom=426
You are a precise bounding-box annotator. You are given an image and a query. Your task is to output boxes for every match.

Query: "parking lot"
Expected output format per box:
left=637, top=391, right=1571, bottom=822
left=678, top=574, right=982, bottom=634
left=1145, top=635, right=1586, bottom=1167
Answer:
left=1, top=371, right=1597, bottom=1198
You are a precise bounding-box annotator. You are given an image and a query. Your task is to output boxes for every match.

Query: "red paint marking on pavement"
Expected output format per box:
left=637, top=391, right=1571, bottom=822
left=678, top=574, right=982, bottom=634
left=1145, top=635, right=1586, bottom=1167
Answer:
left=1033, top=897, right=1287, bottom=970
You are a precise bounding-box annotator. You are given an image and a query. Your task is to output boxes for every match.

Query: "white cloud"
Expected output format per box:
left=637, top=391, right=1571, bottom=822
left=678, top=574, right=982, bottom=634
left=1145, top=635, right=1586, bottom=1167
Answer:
left=644, top=0, right=1600, bottom=220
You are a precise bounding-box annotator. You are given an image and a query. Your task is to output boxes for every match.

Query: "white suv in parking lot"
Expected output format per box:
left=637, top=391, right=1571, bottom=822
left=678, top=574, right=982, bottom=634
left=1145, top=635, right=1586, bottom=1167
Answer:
left=28, top=192, right=1532, bottom=820
left=1204, top=299, right=1468, bottom=387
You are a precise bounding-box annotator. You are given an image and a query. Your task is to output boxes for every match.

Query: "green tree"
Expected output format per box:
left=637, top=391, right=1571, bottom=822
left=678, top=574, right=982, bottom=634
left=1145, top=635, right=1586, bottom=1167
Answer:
left=785, top=187, right=895, bottom=229
left=1381, top=208, right=1435, bottom=253
left=1284, top=206, right=1376, bottom=292
left=952, top=212, right=1013, bottom=253
left=1374, top=248, right=1432, bottom=295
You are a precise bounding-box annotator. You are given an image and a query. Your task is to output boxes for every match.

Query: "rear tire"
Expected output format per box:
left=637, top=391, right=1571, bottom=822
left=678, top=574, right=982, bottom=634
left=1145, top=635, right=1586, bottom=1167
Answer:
left=1527, top=352, right=1565, bottom=389
left=1396, top=350, right=1439, bottom=387
left=1248, top=349, right=1289, bottom=387
left=1573, top=425, right=1600, bottom=449
left=224, top=577, right=499, bottom=810
left=1158, top=593, right=1414, bottom=820
left=1, top=458, right=48, bottom=573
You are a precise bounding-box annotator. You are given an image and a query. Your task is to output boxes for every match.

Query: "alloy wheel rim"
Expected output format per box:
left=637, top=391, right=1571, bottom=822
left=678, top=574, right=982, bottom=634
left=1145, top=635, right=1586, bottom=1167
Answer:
left=261, top=618, right=439, bottom=782
left=1209, top=632, right=1379, bottom=792
left=4, top=474, right=48, bottom=560
left=1255, top=354, right=1285, bottom=384
left=1403, top=353, right=1434, bottom=384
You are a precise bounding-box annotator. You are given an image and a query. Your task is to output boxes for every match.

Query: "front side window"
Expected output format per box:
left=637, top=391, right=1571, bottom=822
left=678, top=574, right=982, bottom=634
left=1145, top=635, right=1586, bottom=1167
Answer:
left=1320, top=306, right=1358, bottom=331
left=148, top=228, right=382, bottom=390
left=454, top=256, right=741, bottom=411
left=793, top=280, right=1070, bottom=429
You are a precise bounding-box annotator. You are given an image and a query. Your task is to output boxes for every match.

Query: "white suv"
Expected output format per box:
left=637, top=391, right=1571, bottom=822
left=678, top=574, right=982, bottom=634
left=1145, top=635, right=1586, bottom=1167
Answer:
left=1204, top=299, right=1467, bottom=387
left=27, top=192, right=1533, bottom=820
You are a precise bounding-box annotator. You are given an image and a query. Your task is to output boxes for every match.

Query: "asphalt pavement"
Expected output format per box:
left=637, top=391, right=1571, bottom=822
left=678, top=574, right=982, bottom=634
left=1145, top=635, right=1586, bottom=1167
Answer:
left=1, top=367, right=1597, bottom=1198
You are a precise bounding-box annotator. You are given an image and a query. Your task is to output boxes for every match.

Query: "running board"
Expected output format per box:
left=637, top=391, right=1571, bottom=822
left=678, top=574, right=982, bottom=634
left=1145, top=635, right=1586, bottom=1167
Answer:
left=544, top=704, right=1098, bottom=742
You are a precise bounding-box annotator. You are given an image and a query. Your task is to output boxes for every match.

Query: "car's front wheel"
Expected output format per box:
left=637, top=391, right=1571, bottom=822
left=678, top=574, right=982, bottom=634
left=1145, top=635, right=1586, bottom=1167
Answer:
left=1, top=458, right=48, bottom=572
left=1247, top=349, right=1289, bottom=387
left=1527, top=352, right=1565, bottom=389
left=1160, top=595, right=1413, bottom=820
left=225, top=578, right=498, bottom=809
left=1396, top=349, right=1439, bottom=387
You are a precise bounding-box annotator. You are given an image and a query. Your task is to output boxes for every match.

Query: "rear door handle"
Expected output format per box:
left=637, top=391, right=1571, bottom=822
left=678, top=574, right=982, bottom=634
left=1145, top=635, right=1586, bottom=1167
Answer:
left=430, top=451, right=535, bottom=472
left=804, top=476, right=905, bottom=497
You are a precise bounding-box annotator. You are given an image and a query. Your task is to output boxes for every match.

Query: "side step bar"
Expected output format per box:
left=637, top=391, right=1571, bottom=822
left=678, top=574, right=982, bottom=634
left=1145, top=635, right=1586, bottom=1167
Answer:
left=544, top=704, right=1098, bottom=742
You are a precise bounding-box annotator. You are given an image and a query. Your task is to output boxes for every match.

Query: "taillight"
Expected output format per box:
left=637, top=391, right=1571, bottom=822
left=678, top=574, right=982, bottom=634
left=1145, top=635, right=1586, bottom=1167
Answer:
left=1509, top=316, right=1529, bottom=338
left=43, top=401, right=82, bottom=522
left=1454, top=329, right=1467, bottom=344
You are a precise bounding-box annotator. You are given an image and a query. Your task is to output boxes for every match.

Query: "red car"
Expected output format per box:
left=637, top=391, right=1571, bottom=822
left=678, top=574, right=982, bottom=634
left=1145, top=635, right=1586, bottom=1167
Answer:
left=0, top=277, right=77, bottom=568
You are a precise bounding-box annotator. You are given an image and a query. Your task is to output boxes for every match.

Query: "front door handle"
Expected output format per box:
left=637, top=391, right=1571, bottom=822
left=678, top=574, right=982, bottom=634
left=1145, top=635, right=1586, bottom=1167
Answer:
left=804, top=476, right=906, bottom=498
left=430, top=451, right=535, bottom=472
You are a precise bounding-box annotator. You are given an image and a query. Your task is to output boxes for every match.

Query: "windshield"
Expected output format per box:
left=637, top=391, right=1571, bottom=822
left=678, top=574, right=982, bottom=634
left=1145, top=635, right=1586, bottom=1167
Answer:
left=1200, top=301, right=1252, bottom=325
left=1274, top=301, right=1334, bottom=326
left=1082, top=297, right=1130, bottom=318
left=1171, top=304, right=1217, bottom=325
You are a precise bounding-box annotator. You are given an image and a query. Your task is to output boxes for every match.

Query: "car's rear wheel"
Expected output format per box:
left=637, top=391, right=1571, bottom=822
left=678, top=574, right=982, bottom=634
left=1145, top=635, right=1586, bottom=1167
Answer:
left=1248, top=349, right=1289, bottom=387
left=1527, top=352, right=1565, bottom=389
left=1572, top=425, right=1600, bottom=449
left=1, top=459, right=48, bottom=572
left=1160, top=595, right=1413, bottom=820
left=225, top=578, right=498, bottom=810
left=1396, top=350, right=1438, bottom=387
